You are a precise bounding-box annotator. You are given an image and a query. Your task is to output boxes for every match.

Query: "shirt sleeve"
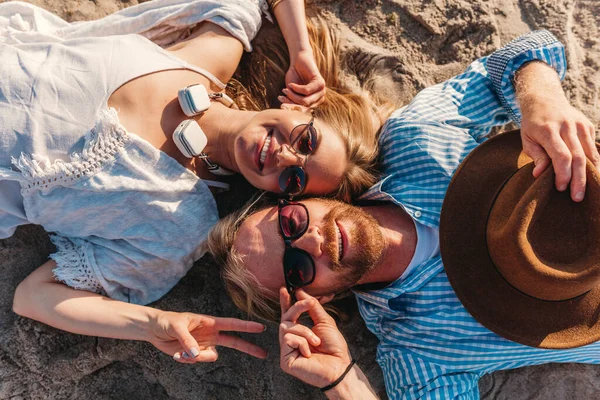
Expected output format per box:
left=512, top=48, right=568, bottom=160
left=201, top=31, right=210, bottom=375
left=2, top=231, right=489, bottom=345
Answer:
left=390, top=30, right=566, bottom=144
left=377, top=347, right=482, bottom=400
left=50, top=233, right=204, bottom=305
left=1, top=0, right=268, bottom=51
left=487, top=30, right=566, bottom=124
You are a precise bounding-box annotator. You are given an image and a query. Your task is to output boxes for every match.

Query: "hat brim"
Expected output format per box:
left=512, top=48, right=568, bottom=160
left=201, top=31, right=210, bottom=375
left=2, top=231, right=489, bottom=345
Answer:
left=440, top=130, right=600, bottom=349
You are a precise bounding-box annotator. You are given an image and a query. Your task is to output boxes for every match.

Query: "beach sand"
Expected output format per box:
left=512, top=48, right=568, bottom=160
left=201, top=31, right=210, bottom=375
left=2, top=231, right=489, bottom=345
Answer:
left=1, top=0, right=599, bottom=399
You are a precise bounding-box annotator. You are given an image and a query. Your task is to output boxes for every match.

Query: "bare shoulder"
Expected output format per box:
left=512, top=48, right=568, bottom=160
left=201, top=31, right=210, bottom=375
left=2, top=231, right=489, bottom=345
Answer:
left=167, top=21, right=244, bottom=85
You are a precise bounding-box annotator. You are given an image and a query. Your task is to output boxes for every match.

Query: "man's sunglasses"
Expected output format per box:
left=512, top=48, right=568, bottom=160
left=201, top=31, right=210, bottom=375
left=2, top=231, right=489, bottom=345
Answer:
left=278, top=198, right=316, bottom=294
left=277, top=115, right=318, bottom=196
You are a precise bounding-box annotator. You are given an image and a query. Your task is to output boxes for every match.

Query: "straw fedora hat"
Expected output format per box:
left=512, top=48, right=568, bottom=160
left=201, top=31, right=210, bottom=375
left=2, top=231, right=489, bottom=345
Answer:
left=440, top=129, right=600, bottom=349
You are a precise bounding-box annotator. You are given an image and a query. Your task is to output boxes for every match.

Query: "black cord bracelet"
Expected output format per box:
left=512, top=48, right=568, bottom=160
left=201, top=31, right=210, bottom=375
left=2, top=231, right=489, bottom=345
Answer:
left=320, top=359, right=356, bottom=393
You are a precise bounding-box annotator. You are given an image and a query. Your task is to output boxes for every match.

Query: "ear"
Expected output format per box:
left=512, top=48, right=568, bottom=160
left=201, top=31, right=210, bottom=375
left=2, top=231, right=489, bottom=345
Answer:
left=315, top=294, right=335, bottom=305
left=280, top=103, right=312, bottom=114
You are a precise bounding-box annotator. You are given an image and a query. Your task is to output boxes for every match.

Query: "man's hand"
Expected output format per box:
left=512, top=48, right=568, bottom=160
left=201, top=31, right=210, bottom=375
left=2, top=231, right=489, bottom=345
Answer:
left=279, top=50, right=326, bottom=108
left=148, top=311, right=267, bottom=363
left=278, top=288, right=351, bottom=388
left=516, top=61, right=599, bottom=202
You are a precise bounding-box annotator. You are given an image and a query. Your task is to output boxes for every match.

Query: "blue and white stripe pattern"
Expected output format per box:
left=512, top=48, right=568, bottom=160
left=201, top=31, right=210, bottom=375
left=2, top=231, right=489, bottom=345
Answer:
left=355, top=31, right=600, bottom=399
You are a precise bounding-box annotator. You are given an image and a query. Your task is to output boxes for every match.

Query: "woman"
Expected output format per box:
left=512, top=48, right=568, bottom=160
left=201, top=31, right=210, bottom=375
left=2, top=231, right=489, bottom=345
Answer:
left=3, top=0, right=388, bottom=363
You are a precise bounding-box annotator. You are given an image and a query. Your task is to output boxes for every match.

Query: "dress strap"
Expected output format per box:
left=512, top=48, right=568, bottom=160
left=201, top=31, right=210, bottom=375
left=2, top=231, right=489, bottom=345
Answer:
left=183, top=63, right=226, bottom=90
left=202, top=179, right=230, bottom=191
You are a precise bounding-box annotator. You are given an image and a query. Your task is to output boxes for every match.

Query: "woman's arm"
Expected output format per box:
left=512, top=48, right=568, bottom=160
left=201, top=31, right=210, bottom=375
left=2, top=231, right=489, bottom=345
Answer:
left=270, top=0, right=326, bottom=107
left=13, top=261, right=266, bottom=362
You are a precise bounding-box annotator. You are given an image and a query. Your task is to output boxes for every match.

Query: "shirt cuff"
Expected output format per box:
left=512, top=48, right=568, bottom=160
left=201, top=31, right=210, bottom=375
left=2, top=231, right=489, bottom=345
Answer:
left=487, top=30, right=567, bottom=124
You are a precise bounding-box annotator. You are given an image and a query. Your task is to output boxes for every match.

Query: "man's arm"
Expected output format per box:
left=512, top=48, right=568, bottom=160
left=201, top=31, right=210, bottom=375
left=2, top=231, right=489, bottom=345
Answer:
left=514, top=60, right=599, bottom=201
left=13, top=261, right=267, bottom=362
left=278, top=288, right=378, bottom=399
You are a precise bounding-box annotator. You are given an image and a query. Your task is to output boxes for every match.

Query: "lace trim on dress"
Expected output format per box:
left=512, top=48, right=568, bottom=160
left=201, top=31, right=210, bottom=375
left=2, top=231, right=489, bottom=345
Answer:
left=50, top=235, right=105, bottom=295
left=12, top=108, right=129, bottom=193
left=259, top=0, right=274, bottom=23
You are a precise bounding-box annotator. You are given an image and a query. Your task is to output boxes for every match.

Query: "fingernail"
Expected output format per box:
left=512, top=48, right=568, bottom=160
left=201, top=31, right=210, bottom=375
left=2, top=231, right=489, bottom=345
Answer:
left=182, top=352, right=189, bottom=359
left=282, top=88, right=289, bottom=94
left=558, top=184, right=567, bottom=191
left=190, top=347, right=200, bottom=358
left=263, top=324, right=268, bottom=332
left=278, top=96, right=286, bottom=102
left=173, top=353, right=181, bottom=361
left=575, top=191, right=584, bottom=201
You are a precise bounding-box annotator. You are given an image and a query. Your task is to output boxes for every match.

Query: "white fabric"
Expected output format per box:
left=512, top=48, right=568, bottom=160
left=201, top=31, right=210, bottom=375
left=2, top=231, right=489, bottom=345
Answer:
left=0, top=0, right=267, bottom=302
left=0, top=0, right=269, bottom=51
left=401, top=220, right=440, bottom=279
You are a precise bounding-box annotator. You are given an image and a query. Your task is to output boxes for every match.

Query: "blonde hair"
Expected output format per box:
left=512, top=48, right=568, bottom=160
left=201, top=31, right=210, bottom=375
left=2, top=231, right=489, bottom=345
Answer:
left=207, top=195, right=282, bottom=321
left=228, top=15, right=395, bottom=202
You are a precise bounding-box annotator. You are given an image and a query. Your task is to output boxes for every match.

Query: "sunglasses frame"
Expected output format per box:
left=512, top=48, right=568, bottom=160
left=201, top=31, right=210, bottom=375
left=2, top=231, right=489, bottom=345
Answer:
left=278, top=198, right=316, bottom=294
left=278, top=115, right=317, bottom=196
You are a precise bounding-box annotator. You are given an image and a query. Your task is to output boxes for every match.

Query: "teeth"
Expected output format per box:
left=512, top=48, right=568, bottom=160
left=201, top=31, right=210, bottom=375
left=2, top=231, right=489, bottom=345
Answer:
left=335, top=223, right=343, bottom=259
left=259, top=134, right=272, bottom=165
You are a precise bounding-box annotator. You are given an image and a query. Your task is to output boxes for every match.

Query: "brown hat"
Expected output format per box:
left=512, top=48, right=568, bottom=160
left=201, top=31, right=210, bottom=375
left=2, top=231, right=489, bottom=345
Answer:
left=440, top=129, right=600, bottom=349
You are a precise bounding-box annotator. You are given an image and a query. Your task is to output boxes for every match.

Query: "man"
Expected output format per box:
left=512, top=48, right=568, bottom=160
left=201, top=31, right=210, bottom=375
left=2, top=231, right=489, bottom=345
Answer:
left=207, top=30, right=600, bottom=399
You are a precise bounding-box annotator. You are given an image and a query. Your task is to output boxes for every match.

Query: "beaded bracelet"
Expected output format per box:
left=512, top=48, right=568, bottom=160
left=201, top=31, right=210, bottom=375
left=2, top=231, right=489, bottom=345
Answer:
left=320, top=359, right=356, bottom=393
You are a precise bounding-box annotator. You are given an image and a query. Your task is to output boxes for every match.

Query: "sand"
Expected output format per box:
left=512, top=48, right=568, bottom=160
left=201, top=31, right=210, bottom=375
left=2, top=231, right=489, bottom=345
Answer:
left=1, top=0, right=599, bottom=399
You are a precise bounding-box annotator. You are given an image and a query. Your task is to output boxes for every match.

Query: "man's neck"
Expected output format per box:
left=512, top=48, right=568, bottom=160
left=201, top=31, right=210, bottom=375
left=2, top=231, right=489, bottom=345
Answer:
left=357, top=204, right=417, bottom=286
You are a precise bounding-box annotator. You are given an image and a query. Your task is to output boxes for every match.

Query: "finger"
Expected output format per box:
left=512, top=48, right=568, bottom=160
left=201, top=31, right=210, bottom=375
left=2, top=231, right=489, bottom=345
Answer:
left=281, top=297, right=317, bottom=323
left=280, top=287, right=292, bottom=318
left=295, top=289, right=335, bottom=325
left=214, top=317, right=266, bottom=334
left=294, top=89, right=326, bottom=108
left=176, top=347, right=219, bottom=363
left=539, top=129, right=572, bottom=191
left=278, top=95, right=294, bottom=105
left=288, top=79, right=325, bottom=96
left=522, top=139, right=551, bottom=178
left=172, top=323, right=202, bottom=361
left=280, top=321, right=321, bottom=347
left=217, top=334, right=268, bottom=359
left=577, top=122, right=600, bottom=172
left=562, top=124, right=587, bottom=201
left=283, top=332, right=312, bottom=358
left=282, top=88, right=311, bottom=107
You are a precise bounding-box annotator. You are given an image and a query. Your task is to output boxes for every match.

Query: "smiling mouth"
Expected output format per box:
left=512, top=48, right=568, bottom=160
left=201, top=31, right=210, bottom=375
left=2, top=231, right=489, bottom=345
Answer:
left=335, top=221, right=344, bottom=261
left=258, top=131, right=273, bottom=171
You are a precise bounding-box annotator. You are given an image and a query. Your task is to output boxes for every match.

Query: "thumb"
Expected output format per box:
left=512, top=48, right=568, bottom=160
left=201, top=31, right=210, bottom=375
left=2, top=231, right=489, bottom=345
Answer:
left=523, top=140, right=551, bottom=178
left=172, top=322, right=202, bottom=360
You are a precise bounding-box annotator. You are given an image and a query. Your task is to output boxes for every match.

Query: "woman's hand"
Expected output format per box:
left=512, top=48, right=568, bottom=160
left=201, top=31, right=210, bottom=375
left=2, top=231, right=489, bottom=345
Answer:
left=279, top=49, right=326, bottom=108
left=149, top=311, right=267, bottom=363
left=516, top=61, right=599, bottom=202
left=278, top=288, right=351, bottom=388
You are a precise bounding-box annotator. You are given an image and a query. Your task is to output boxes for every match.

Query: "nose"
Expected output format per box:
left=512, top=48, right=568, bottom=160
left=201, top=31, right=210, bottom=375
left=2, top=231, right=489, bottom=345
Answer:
left=276, top=144, right=304, bottom=168
left=292, top=225, right=323, bottom=258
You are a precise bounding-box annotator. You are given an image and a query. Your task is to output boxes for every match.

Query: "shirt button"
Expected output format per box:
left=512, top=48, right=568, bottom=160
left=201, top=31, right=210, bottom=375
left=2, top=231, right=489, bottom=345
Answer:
left=414, top=211, right=422, bottom=218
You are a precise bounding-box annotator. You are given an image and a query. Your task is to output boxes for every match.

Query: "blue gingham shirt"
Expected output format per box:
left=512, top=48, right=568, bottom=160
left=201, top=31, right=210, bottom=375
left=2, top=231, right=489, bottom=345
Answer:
left=355, top=31, right=600, bottom=400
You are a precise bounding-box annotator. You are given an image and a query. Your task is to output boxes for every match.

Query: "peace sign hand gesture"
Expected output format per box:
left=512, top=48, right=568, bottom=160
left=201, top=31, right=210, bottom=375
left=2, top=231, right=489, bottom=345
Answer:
left=148, top=311, right=267, bottom=363
left=278, top=288, right=351, bottom=387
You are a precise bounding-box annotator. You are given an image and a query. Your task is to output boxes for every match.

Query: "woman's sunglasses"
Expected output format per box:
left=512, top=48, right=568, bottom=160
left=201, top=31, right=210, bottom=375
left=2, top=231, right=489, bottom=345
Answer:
left=278, top=198, right=316, bottom=294
left=277, top=115, right=317, bottom=196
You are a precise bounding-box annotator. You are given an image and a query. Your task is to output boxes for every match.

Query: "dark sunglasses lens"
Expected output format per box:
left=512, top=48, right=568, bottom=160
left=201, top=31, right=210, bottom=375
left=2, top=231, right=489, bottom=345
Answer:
left=283, top=249, right=315, bottom=287
left=279, top=166, right=306, bottom=195
left=279, top=204, right=308, bottom=237
left=291, top=124, right=317, bottom=155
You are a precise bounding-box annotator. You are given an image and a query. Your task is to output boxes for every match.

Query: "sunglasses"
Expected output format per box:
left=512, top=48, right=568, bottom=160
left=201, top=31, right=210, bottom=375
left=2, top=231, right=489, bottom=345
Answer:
left=277, top=115, right=318, bottom=196
left=278, top=198, right=316, bottom=294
